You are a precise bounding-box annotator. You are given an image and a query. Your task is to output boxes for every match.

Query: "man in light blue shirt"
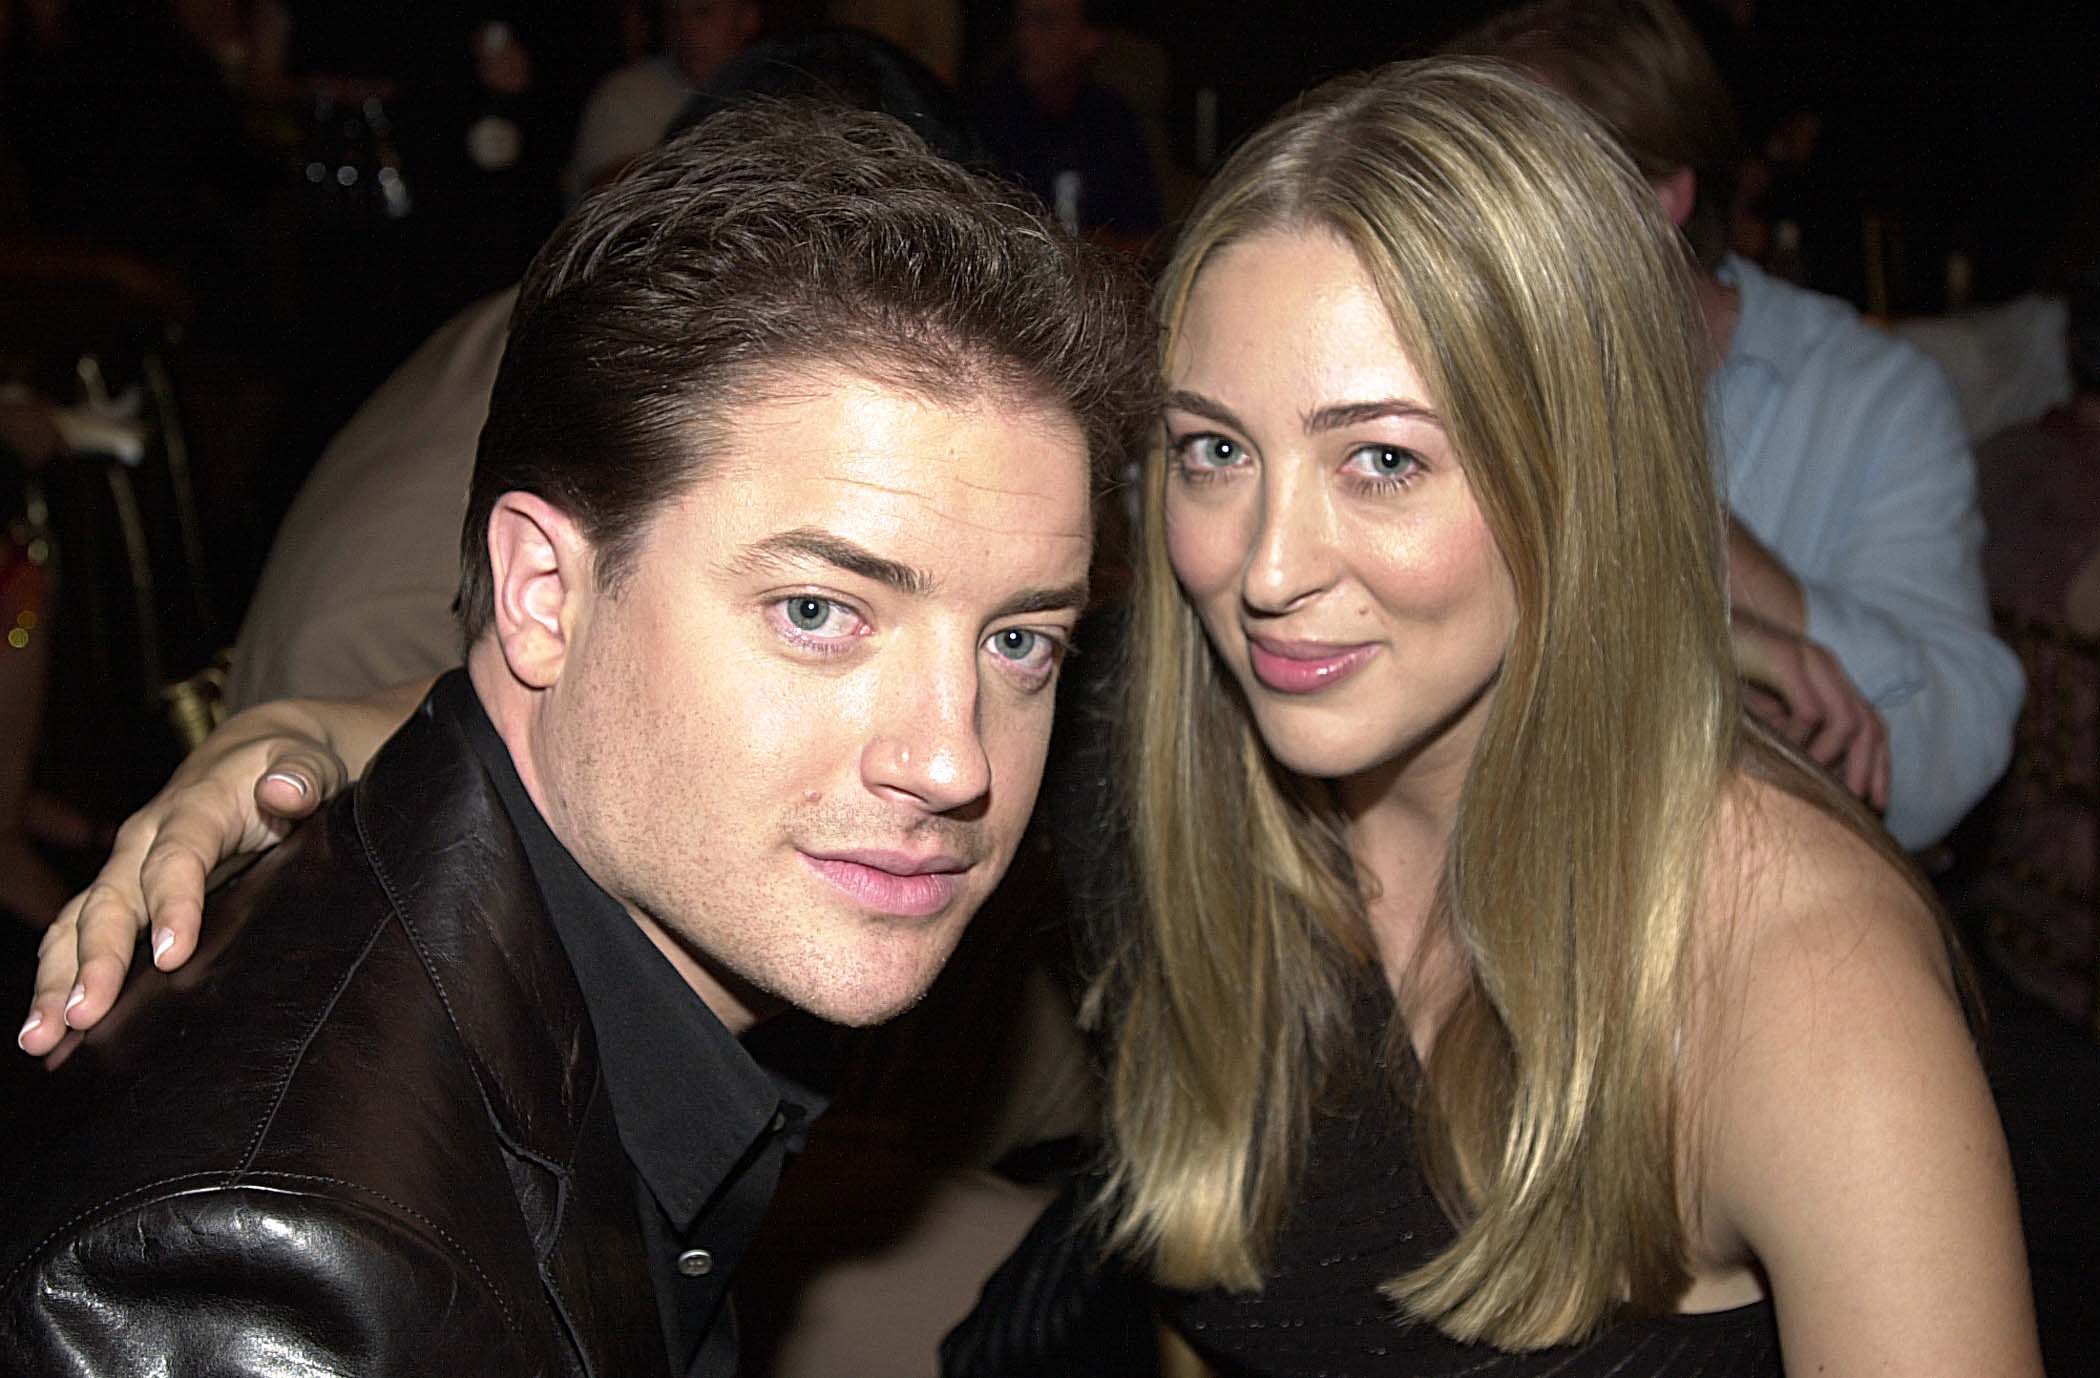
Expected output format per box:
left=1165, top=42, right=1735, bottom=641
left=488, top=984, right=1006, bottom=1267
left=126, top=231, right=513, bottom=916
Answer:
left=1713, top=251, right=2022, bottom=846
left=1465, top=0, right=2021, bottom=849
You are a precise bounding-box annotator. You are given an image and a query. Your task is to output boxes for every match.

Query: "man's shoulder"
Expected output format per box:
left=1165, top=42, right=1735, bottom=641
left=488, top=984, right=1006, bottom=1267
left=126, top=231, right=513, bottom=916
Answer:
left=1, top=695, right=558, bottom=1290
left=1728, top=256, right=1952, bottom=404
left=1, top=1175, right=538, bottom=1372
left=0, top=797, right=467, bottom=1246
left=0, top=694, right=624, bottom=1370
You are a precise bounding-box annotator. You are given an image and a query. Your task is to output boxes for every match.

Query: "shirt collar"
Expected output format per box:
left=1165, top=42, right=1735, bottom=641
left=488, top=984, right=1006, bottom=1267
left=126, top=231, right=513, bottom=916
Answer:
left=440, top=671, right=818, bottom=1230
left=1714, top=252, right=1799, bottom=384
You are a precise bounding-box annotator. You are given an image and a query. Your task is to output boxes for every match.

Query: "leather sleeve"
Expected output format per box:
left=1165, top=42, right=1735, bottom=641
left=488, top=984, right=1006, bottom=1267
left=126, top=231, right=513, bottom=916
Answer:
left=938, top=1175, right=1159, bottom=1378
left=3, top=1183, right=541, bottom=1377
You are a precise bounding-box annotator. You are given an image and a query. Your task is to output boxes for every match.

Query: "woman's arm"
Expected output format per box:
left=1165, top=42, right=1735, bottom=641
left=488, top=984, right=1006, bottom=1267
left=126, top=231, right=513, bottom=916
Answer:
left=16, top=678, right=429, bottom=1056
left=1695, top=787, right=2041, bottom=1375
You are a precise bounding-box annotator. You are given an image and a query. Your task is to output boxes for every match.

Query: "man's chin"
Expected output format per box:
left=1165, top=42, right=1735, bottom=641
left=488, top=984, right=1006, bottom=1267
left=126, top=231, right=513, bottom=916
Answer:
left=787, top=968, right=945, bottom=1028
left=820, top=921, right=978, bottom=1026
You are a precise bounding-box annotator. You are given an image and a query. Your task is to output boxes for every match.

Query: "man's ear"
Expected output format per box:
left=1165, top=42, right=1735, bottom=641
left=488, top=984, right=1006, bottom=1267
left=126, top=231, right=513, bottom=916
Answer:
left=1652, top=166, right=1697, bottom=230
left=485, top=491, right=594, bottom=690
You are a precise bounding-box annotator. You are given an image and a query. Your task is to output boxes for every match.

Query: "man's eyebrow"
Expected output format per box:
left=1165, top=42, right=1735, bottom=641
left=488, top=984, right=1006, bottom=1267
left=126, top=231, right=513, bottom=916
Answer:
left=991, top=580, right=1091, bottom=622
left=735, top=527, right=937, bottom=596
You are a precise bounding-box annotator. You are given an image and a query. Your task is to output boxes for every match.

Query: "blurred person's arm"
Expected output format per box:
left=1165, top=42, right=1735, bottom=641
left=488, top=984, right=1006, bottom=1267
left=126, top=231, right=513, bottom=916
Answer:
left=1719, top=290, right=2022, bottom=848
left=1727, top=516, right=1805, bottom=633
left=1776, top=362, right=2019, bottom=848
left=1730, top=603, right=1888, bottom=811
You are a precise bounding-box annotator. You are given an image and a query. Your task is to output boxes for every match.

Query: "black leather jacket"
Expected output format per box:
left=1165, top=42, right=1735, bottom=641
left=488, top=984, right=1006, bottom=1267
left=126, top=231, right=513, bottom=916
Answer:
left=0, top=685, right=670, bottom=1376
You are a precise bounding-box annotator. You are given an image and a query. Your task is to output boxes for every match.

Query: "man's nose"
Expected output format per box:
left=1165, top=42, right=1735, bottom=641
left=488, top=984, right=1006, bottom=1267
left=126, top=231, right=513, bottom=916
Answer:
left=859, top=655, right=992, bottom=815
left=1242, top=464, right=1339, bottom=616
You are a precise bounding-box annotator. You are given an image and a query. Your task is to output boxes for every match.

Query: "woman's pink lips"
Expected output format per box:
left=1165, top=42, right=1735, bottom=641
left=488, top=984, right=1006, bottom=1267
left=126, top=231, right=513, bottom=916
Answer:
left=802, top=854, right=965, bottom=918
left=1245, top=637, right=1379, bottom=694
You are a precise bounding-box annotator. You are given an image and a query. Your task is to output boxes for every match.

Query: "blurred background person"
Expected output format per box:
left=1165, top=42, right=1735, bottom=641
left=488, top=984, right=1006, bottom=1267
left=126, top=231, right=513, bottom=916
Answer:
left=827, top=0, right=959, bottom=84
left=566, top=0, right=762, bottom=201
left=973, top=0, right=1161, bottom=253
left=1457, top=0, right=2024, bottom=851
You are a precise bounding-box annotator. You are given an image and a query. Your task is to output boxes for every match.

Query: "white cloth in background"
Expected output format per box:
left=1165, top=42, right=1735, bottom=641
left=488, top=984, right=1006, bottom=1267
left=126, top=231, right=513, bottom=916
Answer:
left=564, top=55, right=694, bottom=204
left=1894, top=295, right=2072, bottom=442
left=227, top=288, right=514, bottom=708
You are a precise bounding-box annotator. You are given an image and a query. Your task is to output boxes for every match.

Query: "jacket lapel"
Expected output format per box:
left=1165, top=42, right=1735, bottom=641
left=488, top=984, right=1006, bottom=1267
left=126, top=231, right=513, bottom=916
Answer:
left=353, top=679, right=671, bottom=1377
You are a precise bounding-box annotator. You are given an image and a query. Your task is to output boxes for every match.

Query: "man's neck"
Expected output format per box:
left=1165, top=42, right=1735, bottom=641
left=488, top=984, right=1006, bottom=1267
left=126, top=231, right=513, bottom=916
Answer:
left=1694, top=267, right=1740, bottom=373
left=465, top=645, right=776, bottom=1035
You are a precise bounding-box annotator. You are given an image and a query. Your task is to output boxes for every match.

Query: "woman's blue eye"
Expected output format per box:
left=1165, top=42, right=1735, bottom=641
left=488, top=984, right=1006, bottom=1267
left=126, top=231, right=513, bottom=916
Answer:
left=1349, top=444, right=1422, bottom=481
left=1193, top=437, right=1239, bottom=465
left=786, top=596, right=832, bottom=631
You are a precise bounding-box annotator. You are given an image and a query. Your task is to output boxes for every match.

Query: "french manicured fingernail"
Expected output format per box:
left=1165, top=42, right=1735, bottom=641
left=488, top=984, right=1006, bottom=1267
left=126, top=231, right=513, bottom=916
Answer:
left=153, top=928, right=175, bottom=965
left=16, top=1012, right=39, bottom=1049
left=263, top=771, right=310, bottom=798
left=63, top=983, right=85, bottom=1021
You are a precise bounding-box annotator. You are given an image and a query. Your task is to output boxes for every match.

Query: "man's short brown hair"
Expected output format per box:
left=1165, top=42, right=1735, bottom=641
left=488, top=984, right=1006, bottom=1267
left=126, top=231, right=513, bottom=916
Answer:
left=1452, top=0, right=1744, bottom=272
left=457, top=100, right=1155, bottom=642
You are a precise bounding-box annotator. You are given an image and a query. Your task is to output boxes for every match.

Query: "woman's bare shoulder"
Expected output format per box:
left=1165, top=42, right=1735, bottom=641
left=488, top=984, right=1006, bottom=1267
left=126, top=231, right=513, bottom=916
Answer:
left=1697, top=771, right=1952, bottom=997
left=1686, top=773, right=1966, bottom=1152
left=1681, top=774, right=2037, bottom=1374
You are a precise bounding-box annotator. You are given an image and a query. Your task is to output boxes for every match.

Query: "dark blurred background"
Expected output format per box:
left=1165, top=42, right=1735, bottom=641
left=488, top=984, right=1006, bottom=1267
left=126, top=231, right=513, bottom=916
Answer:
left=1, top=0, right=2095, bottom=884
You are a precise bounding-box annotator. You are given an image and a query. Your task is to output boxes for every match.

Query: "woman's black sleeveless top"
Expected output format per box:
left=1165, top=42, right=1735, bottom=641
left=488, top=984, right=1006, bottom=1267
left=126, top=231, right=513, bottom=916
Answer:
left=1159, top=986, right=1783, bottom=1378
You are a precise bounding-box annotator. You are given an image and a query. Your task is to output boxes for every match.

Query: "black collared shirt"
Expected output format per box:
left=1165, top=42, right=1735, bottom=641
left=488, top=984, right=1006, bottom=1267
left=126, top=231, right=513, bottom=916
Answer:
left=448, top=674, right=817, bottom=1377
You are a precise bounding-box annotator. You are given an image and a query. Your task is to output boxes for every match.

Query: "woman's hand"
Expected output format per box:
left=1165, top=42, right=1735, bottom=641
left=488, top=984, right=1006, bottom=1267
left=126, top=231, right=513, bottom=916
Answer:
left=16, top=679, right=428, bottom=1055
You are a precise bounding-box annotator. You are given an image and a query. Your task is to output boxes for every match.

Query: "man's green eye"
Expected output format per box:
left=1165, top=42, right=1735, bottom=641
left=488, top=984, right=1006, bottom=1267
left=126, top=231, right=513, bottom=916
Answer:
left=786, top=597, right=831, bottom=631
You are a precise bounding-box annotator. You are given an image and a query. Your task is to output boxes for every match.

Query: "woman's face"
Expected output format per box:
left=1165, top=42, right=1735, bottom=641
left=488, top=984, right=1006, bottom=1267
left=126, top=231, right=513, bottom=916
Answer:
left=1162, top=227, right=1517, bottom=796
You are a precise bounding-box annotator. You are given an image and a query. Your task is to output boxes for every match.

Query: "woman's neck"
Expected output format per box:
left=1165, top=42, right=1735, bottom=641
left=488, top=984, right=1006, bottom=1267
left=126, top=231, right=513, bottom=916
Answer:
left=1338, top=769, right=1461, bottom=1007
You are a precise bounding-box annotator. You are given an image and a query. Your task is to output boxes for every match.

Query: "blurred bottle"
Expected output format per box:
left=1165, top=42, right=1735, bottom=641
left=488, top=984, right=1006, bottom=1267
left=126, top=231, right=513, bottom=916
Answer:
left=1052, top=170, right=1083, bottom=234
left=367, top=95, right=413, bottom=220
left=299, top=90, right=411, bottom=223
left=465, top=21, right=526, bottom=174
left=1767, top=218, right=1806, bottom=285
left=1944, top=248, right=1974, bottom=313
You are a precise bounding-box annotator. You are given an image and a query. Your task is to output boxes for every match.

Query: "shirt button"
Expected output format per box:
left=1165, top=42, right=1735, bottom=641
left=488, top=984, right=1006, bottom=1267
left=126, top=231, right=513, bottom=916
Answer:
left=676, top=1249, right=714, bottom=1277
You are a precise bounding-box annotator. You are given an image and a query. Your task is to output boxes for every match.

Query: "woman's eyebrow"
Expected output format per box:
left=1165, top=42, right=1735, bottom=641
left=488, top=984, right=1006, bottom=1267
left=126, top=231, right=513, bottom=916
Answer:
left=1165, top=389, right=1444, bottom=437
left=1303, top=399, right=1444, bottom=434
left=1162, top=389, right=1247, bottom=432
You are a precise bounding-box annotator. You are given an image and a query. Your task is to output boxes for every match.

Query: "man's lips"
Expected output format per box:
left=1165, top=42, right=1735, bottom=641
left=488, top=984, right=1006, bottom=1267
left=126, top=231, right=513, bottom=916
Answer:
left=801, top=849, right=971, bottom=918
left=1245, top=636, right=1379, bottom=695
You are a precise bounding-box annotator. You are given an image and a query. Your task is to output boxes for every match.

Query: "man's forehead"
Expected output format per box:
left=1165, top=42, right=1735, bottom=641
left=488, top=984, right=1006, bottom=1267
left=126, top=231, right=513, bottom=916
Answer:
left=710, top=365, right=1092, bottom=497
left=663, top=366, right=1094, bottom=577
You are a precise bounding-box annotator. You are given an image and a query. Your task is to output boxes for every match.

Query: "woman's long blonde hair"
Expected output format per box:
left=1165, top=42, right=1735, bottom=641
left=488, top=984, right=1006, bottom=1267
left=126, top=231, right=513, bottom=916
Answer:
left=1096, top=58, right=1744, bottom=1348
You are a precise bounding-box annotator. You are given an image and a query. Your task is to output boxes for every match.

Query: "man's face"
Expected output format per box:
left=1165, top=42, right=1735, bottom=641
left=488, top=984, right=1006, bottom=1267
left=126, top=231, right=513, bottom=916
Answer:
left=535, top=365, right=1093, bottom=1028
